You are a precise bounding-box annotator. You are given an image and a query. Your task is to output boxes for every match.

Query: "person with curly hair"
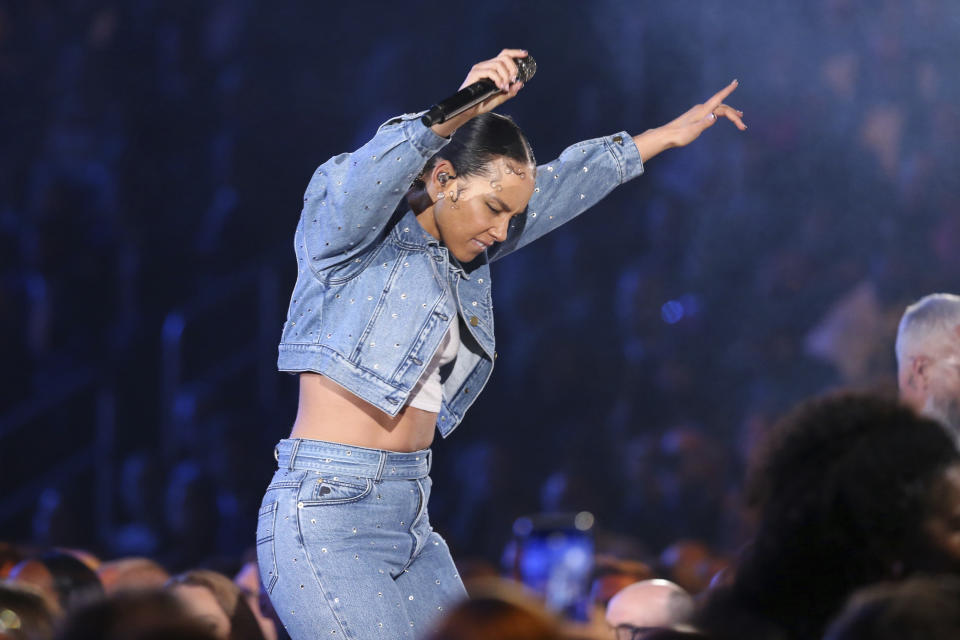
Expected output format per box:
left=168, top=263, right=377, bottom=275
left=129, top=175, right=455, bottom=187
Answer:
left=695, top=392, right=960, bottom=640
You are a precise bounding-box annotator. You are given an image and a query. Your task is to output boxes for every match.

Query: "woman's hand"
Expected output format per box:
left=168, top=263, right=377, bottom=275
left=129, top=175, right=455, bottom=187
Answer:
left=430, top=49, right=528, bottom=138
left=632, top=80, right=746, bottom=163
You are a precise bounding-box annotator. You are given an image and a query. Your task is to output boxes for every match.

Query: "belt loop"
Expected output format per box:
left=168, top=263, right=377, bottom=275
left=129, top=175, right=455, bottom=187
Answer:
left=425, top=450, right=432, bottom=475
left=374, top=450, right=386, bottom=482
left=287, top=439, right=301, bottom=471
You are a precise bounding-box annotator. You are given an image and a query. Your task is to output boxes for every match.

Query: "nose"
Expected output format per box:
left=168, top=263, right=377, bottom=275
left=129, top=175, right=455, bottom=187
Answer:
left=491, top=216, right=511, bottom=241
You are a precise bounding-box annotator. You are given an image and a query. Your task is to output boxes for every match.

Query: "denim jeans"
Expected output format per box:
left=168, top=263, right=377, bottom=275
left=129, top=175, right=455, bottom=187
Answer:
left=257, top=439, right=466, bottom=639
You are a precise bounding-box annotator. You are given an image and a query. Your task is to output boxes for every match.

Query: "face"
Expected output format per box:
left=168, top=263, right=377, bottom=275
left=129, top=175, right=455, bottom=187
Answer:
left=170, top=584, right=231, bottom=640
left=418, top=156, right=535, bottom=262
left=900, top=341, right=960, bottom=439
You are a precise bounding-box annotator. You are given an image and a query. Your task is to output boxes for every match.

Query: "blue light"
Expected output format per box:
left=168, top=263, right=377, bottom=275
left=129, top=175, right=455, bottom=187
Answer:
left=661, top=300, right=684, bottom=324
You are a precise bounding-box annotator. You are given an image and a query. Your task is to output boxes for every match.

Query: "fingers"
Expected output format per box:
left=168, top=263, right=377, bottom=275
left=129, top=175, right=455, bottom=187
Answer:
left=704, top=79, right=739, bottom=112
left=713, top=104, right=747, bottom=130
left=462, top=50, right=528, bottom=91
left=471, top=60, right=513, bottom=91
left=498, top=48, right=529, bottom=59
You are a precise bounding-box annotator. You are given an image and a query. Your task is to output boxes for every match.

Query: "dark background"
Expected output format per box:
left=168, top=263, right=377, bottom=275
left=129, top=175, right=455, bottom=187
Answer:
left=3, top=0, right=959, bottom=572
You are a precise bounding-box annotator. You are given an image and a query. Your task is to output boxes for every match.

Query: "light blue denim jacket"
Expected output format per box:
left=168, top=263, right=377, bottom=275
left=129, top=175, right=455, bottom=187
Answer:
left=278, top=112, right=644, bottom=437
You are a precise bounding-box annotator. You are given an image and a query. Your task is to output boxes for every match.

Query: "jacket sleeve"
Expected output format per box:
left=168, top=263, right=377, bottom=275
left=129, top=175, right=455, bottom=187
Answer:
left=300, top=113, right=449, bottom=274
left=488, top=131, right=644, bottom=262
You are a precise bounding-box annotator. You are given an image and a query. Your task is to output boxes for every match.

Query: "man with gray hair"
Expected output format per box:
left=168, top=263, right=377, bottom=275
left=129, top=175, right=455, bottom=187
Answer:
left=605, top=579, right=695, bottom=639
left=896, top=293, right=960, bottom=442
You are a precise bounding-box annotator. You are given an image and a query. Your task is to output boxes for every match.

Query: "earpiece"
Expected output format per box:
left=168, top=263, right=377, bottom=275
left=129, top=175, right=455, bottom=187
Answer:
left=438, top=172, right=449, bottom=185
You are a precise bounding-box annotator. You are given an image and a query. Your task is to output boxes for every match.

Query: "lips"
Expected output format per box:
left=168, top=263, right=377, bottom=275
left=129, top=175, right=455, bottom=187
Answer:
left=471, top=239, right=490, bottom=250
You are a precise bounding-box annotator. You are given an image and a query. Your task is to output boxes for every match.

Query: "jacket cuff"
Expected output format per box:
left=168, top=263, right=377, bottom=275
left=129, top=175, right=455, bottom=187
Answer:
left=605, top=131, right=645, bottom=183
left=393, top=111, right=451, bottom=158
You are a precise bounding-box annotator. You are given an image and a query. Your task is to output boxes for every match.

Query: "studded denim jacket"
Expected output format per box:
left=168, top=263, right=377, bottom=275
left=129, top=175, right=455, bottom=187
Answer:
left=277, top=112, right=644, bottom=437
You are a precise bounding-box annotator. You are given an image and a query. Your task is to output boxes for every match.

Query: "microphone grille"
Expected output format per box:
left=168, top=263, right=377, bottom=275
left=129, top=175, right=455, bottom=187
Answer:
left=515, top=55, right=537, bottom=84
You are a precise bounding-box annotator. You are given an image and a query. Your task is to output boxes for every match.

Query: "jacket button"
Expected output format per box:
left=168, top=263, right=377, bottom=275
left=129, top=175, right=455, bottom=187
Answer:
left=463, top=388, right=470, bottom=394
left=469, top=316, right=479, bottom=327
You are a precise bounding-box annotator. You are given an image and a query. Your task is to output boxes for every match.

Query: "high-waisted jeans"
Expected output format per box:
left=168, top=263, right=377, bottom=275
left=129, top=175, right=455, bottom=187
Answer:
left=256, top=439, right=466, bottom=640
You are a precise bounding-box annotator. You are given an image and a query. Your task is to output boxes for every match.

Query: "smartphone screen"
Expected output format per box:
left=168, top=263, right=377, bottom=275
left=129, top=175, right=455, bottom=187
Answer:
left=512, top=512, right=595, bottom=621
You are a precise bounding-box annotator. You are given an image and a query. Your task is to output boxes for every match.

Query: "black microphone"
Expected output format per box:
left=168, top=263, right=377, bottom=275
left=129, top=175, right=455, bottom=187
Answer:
left=421, top=55, right=537, bottom=127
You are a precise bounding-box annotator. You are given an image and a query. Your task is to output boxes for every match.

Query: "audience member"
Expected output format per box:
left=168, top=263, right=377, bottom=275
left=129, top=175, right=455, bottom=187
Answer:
left=657, top=541, right=722, bottom=595
left=589, top=556, right=654, bottom=614
left=53, top=589, right=216, bottom=640
left=823, top=575, right=960, bottom=640
left=422, top=579, right=563, bottom=640
left=896, top=293, right=960, bottom=441
left=7, top=551, right=104, bottom=615
left=0, top=543, right=28, bottom=580
left=695, top=393, right=960, bottom=640
left=233, top=561, right=278, bottom=640
left=605, top=579, right=694, bottom=639
left=97, top=557, right=170, bottom=595
left=166, top=569, right=266, bottom=640
left=0, top=582, right=58, bottom=640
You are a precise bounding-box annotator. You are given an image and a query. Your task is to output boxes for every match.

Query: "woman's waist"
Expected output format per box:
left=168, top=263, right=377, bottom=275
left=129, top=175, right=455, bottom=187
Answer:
left=273, top=437, right=432, bottom=479
left=291, top=372, right=437, bottom=451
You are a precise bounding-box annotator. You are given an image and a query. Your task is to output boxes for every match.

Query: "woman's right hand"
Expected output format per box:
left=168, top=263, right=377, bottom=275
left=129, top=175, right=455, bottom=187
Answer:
left=430, top=49, right=528, bottom=138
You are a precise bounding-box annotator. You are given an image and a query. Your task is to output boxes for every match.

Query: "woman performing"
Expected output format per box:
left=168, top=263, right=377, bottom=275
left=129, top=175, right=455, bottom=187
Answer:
left=257, top=49, right=745, bottom=639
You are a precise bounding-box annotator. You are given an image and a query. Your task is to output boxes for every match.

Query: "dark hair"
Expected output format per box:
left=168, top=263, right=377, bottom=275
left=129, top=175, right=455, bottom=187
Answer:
left=705, top=393, right=960, bottom=640
left=37, top=551, right=105, bottom=613
left=54, top=589, right=217, bottom=640
left=824, top=575, right=960, bottom=640
left=422, top=112, right=535, bottom=180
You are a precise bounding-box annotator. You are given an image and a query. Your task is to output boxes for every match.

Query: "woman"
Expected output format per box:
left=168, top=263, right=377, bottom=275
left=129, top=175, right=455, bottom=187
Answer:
left=257, top=49, right=744, bottom=639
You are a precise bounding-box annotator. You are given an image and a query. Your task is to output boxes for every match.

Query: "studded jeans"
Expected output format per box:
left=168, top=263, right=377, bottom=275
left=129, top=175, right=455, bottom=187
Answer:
left=257, top=439, right=466, bottom=640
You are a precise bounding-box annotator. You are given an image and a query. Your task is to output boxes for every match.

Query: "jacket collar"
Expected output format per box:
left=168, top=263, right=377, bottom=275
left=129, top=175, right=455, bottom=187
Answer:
left=394, top=209, right=482, bottom=280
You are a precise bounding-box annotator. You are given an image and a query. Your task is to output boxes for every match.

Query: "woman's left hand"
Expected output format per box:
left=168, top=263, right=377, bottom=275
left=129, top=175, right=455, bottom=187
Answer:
left=632, top=79, right=746, bottom=162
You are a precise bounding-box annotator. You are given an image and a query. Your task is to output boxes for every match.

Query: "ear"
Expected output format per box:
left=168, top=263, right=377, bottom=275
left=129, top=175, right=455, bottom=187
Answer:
left=428, top=160, right=457, bottom=194
left=911, top=355, right=933, bottom=391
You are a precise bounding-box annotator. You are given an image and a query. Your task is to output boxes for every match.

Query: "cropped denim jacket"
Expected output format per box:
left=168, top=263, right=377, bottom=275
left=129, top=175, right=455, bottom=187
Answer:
left=278, top=112, right=644, bottom=437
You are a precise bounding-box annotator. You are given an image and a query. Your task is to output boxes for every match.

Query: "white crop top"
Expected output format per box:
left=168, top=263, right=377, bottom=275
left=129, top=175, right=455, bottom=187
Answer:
left=406, top=320, right=460, bottom=412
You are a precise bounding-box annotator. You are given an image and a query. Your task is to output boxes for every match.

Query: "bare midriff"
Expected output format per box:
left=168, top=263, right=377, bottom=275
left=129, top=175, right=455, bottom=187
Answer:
left=289, top=372, right=437, bottom=452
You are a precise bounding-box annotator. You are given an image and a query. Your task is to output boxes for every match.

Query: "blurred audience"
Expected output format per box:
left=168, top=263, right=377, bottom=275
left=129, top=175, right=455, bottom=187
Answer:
left=422, top=579, right=563, bottom=640
left=695, top=393, right=960, bottom=640
left=166, top=569, right=266, bottom=640
left=0, top=582, right=57, bottom=640
left=97, top=557, right=169, bottom=595
left=7, top=551, right=103, bottom=614
left=232, top=561, right=278, bottom=640
left=53, top=589, right=217, bottom=640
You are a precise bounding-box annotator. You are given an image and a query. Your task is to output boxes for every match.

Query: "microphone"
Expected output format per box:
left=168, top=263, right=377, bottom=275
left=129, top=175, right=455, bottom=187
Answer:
left=421, top=55, right=537, bottom=127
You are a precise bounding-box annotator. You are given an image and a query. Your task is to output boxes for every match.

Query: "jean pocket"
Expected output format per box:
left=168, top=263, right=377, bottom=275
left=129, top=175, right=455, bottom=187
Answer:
left=256, top=501, right=279, bottom=594
left=304, top=475, right=374, bottom=505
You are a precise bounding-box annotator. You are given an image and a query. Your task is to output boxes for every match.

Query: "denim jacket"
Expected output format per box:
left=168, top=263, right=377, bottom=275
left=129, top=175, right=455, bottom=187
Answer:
left=278, top=112, right=644, bottom=437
